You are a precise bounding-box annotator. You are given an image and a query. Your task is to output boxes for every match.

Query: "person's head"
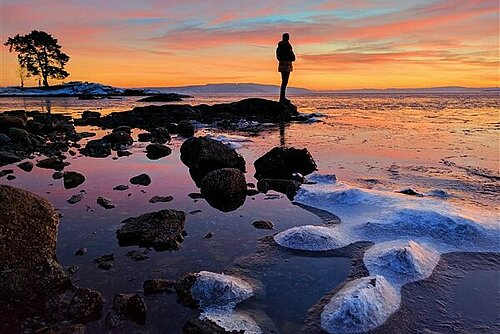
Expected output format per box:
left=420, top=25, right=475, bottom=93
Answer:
left=282, top=33, right=290, bottom=41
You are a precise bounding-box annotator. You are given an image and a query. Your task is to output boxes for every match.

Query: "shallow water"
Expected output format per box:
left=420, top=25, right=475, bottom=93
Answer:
left=0, top=93, right=499, bottom=333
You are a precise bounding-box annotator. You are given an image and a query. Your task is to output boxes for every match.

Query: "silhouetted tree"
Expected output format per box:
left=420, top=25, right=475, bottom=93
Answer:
left=4, top=30, right=70, bottom=87
left=16, top=64, right=27, bottom=89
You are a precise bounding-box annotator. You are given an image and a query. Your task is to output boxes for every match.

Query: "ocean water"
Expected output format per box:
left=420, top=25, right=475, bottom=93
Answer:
left=0, top=93, right=498, bottom=333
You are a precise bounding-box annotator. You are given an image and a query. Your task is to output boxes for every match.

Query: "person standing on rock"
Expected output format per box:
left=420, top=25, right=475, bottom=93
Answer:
left=276, top=33, right=295, bottom=103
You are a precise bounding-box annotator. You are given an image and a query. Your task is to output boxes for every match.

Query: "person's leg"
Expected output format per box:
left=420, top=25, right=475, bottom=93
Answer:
left=280, top=71, right=290, bottom=101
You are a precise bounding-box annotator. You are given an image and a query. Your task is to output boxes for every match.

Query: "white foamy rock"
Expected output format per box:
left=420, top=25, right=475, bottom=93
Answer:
left=306, top=172, right=337, bottom=184
left=364, top=240, right=440, bottom=286
left=200, top=308, right=262, bottom=334
left=321, top=276, right=400, bottom=334
left=190, top=271, right=254, bottom=309
left=274, top=225, right=348, bottom=251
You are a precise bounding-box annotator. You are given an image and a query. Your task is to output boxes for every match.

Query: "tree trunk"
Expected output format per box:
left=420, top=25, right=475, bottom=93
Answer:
left=43, top=76, right=49, bottom=87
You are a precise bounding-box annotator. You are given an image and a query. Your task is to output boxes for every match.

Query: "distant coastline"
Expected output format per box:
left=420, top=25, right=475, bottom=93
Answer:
left=0, top=81, right=498, bottom=97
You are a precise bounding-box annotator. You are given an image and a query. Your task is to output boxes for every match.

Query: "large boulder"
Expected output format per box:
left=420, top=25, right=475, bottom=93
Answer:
left=68, top=288, right=104, bottom=321
left=0, top=185, right=70, bottom=301
left=254, top=147, right=317, bottom=180
left=177, top=120, right=195, bottom=137
left=146, top=143, right=172, bottom=160
left=116, top=209, right=187, bottom=251
left=8, top=127, right=30, bottom=143
left=0, top=115, right=26, bottom=131
left=180, top=137, right=246, bottom=184
left=200, top=168, right=247, bottom=212
left=63, top=171, right=86, bottom=189
left=80, top=139, right=111, bottom=158
left=102, top=131, right=133, bottom=147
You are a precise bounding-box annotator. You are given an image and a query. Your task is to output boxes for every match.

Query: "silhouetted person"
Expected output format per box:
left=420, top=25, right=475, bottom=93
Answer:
left=276, top=33, right=295, bottom=102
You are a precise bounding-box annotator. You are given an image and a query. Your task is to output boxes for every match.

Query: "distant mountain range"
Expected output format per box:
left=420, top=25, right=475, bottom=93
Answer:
left=319, top=86, right=500, bottom=94
left=149, top=83, right=312, bottom=95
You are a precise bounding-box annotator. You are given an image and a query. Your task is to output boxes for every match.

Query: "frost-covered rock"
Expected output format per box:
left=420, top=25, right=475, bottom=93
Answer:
left=364, top=240, right=440, bottom=286
left=321, top=276, right=400, bottom=334
left=274, top=225, right=347, bottom=251
left=198, top=308, right=262, bottom=334
left=190, top=271, right=254, bottom=309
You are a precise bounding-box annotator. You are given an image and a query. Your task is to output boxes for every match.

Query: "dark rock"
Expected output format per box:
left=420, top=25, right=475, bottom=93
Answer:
left=81, top=110, right=101, bottom=119
left=97, top=196, right=115, bottom=209
left=6, top=174, right=16, bottom=180
left=188, top=192, right=205, bottom=199
left=97, top=261, right=113, bottom=270
left=126, top=249, right=150, bottom=261
left=252, top=220, right=274, bottom=230
left=180, top=136, right=246, bottom=185
left=183, top=317, right=242, bottom=334
left=200, top=168, right=247, bottom=197
left=78, top=131, right=96, bottom=138
left=254, top=147, right=317, bottom=180
left=93, top=253, right=114, bottom=263
left=75, top=247, right=87, bottom=256
left=175, top=273, right=199, bottom=308
left=398, top=188, right=424, bottom=197
left=0, top=133, right=11, bottom=144
left=246, top=189, right=260, bottom=196
left=36, top=156, right=66, bottom=170
left=138, top=93, right=188, bottom=102
left=257, top=178, right=302, bottom=200
left=8, top=127, right=30, bottom=143
left=149, top=127, right=171, bottom=143
left=68, top=288, right=103, bottom=321
left=149, top=195, right=174, bottom=203
left=117, top=150, right=132, bottom=157
left=0, top=151, right=21, bottom=165
left=103, top=131, right=133, bottom=147
left=130, top=173, right=151, bottom=186
left=67, top=193, right=84, bottom=204
left=177, top=120, right=195, bottom=137
left=189, top=209, right=202, bottom=214
left=203, top=232, right=213, bottom=239
left=106, top=293, right=147, bottom=326
left=116, top=209, right=187, bottom=251
left=112, top=126, right=132, bottom=134
left=63, top=171, right=85, bottom=189
left=137, top=132, right=153, bottom=142
left=143, top=279, right=175, bottom=295
left=0, top=169, right=14, bottom=177
left=146, top=143, right=172, bottom=160
left=113, top=184, right=129, bottom=191
left=52, top=171, right=64, bottom=179
left=80, top=139, right=111, bottom=158
left=0, top=115, right=26, bottom=131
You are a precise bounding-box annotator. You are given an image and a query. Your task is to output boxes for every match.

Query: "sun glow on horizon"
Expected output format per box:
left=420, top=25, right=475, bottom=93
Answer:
left=1, top=0, right=498, bottom=90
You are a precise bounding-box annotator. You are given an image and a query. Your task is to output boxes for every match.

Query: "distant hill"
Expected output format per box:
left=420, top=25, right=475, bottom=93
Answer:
left=150, top=83, right=313, bottom=95
left=320, top=86, right=500, bottom=94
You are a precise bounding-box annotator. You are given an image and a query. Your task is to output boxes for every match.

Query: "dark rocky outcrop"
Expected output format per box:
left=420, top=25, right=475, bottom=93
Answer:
left=143, top=279, right=176, bottom=295
left=102, top=131, right=133, bottom=147
left=257, top=178, right=302, bottom=200
left=79, top=139, right=111, bottom=158
left=137, top=93, right=190, bottom=102
left=254, top=147, right=317, bottom=180
left=177, top=120, right=195, bottom=137
left=105, top=293, right=147, bottom=327
left=130, top=173, right=151, bottom=186
left=68, top=288, right=103, bottom=321
left=116, top=209, right=187, bottom=251
left=200, top=168, right=247, bottom=212
left=252, top=220, right=274, bottom=230
left=17, top=161, right=34, bottom=172
left=0, top=185, right=70, bottom=302
left=63, top=171, right=85, bottom=189
left=180, top=137, right=246, bottom=185
left=146, top=143, right=172, bottom=160
left=97, top=196, right=115, bottom=209
left=36, top=156, right=67, bottom=170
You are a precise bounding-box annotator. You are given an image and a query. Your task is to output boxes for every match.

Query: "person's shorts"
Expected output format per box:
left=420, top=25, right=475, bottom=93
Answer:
left=278, top=61, right=293, bottom=72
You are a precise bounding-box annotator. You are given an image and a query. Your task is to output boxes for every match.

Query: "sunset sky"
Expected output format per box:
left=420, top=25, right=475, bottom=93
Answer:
left=0, top=0, right=498, bottom=89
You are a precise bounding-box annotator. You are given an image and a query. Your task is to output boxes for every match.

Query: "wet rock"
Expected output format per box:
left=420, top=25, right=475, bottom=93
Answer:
left=0, top=115, right=26, bottom=131
left=130, top=173, right=151, bottom=186
left=0, top=151, right=21, bottom=164
left=149, top=195, right=174, bottom=203
left=252, top=220, right=274, bottom=230
left=182, top=316, right=241, bottom=334
left=116, top=209, right=187, bottom=251
left=177, top=120, right=195, bottom=137
left=113, top=184, right=129, bottom=191
left=68, top=288, right=103, bottom=321
left=149, top=127, right=171, bottom=143
left=97, top=196, right=115, bottom=209
left=103, top=131, right=133, bottom=147
left=105, top=293, right=147, bottom=327
left=8, top=127, right=30, bottom=143
left=93, top=253, right=114, bottom=270
left=80, top=139, right=111, bottom=158
left=200, top=168, right=247, bottom=196
left=6, top=174, right=16, bottom=180
left=67, top=193, right=84, bottom=204
left=36, top=156, right=66, bottom=170
left=203, top=232, right=213, bottom=239
left=52, top=171, right=64, bottom=179
left=137, top=132, right=153, bottom=142
left=0, top=133, right=11, bottom=144
left=0, top=169, right=13, bottom=177
left=257, top=178, right=302, bottom=200
left=180, top=136, right=246, bottom=184
left=81, top=110, right=101, bottom=119
left=188, top=192, right=205, bottom=199
left=17, top=161, right=34, bottom=172
left=0, top=185, right=70, bottom=301
left=117, top=150, right=132, bottom=157
left=146, top=143, right=172, bottom=160
left=78, top=131, right=96, bottom=138
left=112, top=125, right=132, bottom=134
left=397, top=188, right=423, bottom=197
left=254, top=147, right=317, bottom=180
left=75, top=247, right=87, bottom=256
left=63, top=171, right=85, bottom=189
left=126, top=249, right=150, bottom=261
left=143, top=279, right=175, bottom=295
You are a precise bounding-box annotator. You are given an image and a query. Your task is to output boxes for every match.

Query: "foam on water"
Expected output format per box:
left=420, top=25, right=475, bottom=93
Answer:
left=320, top=276, right=400, bottom=334
left=206, top=133, right=253, bottom=149
left=275, top=173, right=499, bottom=333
